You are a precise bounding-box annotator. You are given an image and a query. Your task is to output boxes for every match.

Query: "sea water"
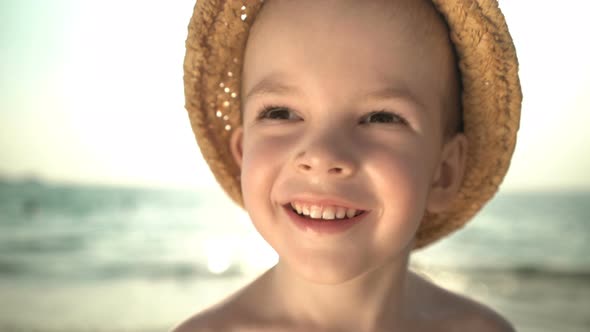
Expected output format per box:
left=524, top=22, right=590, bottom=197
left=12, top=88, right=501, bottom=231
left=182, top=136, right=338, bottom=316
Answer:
left=0, top=180, right=588, bottom=331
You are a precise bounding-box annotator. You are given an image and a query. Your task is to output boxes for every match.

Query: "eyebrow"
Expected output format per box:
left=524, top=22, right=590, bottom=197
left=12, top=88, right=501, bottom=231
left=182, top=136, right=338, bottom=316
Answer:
left=244, top=73, right=303, bottom=100
left=245, top=73, right=425, bottom=111
left=362, top=86, right=426, bottom=112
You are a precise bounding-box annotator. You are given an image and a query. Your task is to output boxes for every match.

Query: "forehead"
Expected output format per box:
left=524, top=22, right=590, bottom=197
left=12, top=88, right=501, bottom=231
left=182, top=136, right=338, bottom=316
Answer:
left=242, top=0, right=453, bottom=111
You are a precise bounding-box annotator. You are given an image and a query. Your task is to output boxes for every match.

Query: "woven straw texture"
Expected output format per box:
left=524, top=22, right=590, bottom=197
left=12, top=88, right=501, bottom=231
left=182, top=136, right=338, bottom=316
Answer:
left=183, top=0, right=522, bottom=249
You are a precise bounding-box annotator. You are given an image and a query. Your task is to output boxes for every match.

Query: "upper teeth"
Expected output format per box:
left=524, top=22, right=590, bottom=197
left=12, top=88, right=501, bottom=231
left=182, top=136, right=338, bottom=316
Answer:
left=290, top=202, right=362, bottom=220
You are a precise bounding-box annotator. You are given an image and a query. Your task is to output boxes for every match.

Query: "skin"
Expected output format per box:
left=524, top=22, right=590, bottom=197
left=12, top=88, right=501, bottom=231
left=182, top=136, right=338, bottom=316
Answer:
left=173, top=0, right=514, bottom=331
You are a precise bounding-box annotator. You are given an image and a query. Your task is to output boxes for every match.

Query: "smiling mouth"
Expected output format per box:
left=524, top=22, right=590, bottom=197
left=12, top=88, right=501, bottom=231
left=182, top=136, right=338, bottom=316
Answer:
left=287, top=202, right=366, bottom=221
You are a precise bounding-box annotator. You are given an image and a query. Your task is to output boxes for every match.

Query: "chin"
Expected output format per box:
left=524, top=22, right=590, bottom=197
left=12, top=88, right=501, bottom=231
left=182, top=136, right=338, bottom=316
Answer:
left=292, top=262, right=368, bottom=285
left=279, top=249, right=384, bottom=285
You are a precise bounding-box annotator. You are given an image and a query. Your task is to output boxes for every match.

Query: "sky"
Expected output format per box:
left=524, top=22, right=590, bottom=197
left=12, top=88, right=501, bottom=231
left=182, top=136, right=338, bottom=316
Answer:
left=1, top=0, right=589, bottom=191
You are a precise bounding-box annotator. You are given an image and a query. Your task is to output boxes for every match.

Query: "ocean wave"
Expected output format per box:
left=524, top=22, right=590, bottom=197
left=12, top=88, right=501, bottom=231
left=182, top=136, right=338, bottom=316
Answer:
left=0, top=259, right=243, bottom=281
left=0, top=235, right=87, bottom=254
left=415, top=263, right=590, bottom=280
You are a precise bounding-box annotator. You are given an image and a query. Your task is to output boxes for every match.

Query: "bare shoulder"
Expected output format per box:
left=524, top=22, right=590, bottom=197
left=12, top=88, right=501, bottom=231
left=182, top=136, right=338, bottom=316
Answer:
left=409, top=271, right=515, bottom=332
left=448, top=297, right=515, bottom=332
left=170, top=272, right=274, bottom=332
left=170, top=293, right=260, bottom=332
left=170, top=305, right=225, bottom=332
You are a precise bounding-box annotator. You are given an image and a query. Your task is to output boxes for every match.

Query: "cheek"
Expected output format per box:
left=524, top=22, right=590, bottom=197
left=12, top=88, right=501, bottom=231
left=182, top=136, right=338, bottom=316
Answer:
left=375, top=155, right=430, bottom=212
left=239, top=134, right=296, bottom=257
left=365, top=137, right=437, bottom=194
left=366, top=143, right=437, bottom=234
left=240, top=133, right=292, bottom=209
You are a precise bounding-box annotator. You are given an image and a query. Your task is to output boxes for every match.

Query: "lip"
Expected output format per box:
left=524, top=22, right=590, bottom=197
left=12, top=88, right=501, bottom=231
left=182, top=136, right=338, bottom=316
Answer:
left=282, top=204, right=369, bottom=235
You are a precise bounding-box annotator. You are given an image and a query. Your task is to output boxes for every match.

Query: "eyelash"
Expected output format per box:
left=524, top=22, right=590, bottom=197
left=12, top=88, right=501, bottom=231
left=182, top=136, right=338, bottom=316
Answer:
left=360, top=110, right=409, bottom=126
left=256, top=105, right=408, bottom=126
left=256, top=105, right=300, bottom=121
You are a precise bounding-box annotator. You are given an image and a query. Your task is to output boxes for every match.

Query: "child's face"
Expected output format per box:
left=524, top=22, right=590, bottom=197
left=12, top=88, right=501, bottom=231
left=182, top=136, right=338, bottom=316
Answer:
left=231, top=0, right=466, bottom=283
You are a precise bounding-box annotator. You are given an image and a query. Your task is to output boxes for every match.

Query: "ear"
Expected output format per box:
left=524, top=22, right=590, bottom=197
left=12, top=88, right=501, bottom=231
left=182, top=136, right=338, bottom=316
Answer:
left=426, top=133, right=468, bottom=213
left=229, top=126, right=244, bottom=168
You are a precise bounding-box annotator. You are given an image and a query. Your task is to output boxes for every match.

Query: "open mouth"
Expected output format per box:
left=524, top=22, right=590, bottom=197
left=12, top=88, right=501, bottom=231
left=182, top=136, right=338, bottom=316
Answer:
left=287, top=202, right=366, bottom=221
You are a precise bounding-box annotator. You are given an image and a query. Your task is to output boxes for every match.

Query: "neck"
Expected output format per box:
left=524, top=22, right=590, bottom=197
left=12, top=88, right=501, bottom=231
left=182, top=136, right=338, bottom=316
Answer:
left=269, top=253, right=412, bottom=331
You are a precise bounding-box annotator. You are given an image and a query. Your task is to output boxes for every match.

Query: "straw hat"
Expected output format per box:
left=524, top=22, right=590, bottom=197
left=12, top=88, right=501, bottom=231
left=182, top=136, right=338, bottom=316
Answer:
left=183, top=0, right=522, bottom=249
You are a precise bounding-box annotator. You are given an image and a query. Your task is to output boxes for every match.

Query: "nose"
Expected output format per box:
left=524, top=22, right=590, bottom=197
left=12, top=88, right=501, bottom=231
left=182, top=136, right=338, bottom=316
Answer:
left=293, top=133, right=357, bottom=178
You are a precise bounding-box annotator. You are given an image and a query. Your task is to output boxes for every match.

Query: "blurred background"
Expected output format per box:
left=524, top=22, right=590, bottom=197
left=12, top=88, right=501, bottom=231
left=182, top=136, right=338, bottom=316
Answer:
left=1, top=0, right=589, bottom=331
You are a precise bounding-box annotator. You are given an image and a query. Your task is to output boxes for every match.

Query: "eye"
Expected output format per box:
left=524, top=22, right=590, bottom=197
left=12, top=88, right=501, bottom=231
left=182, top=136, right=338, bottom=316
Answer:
left=360, top=110, right=408, bottom=126
left=257, top=105, right=301, bottom=121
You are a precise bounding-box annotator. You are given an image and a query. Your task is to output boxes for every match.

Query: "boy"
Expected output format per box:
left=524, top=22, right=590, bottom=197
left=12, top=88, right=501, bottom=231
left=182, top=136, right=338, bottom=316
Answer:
left=176, top=0, right=521, bottom=331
